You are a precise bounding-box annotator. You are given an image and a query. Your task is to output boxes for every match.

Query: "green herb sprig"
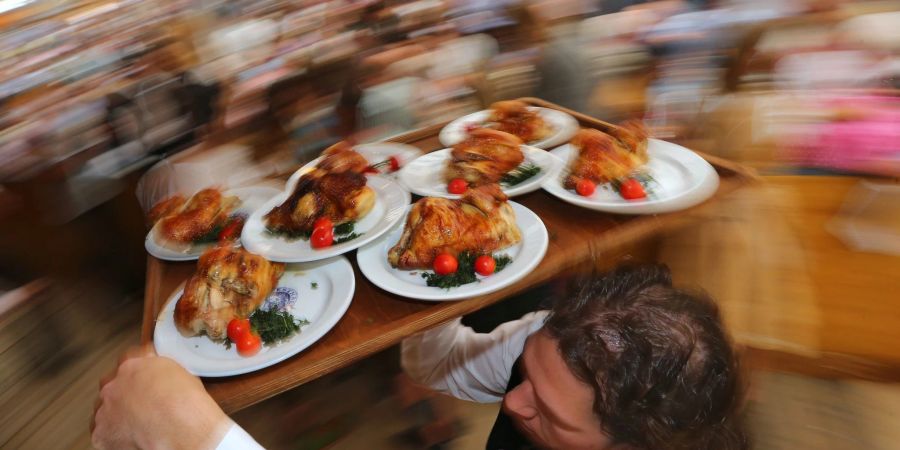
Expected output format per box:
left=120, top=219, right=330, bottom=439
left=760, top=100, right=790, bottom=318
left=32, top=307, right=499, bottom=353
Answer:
left=249, top=308, right=310, bottom=345
left=421, top=252, right=513, bottom=289
left=501, top=164, right=542, bottom=186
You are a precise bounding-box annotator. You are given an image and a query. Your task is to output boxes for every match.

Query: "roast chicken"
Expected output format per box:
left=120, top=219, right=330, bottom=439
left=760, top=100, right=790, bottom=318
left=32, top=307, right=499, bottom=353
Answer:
left=174, top=245, right=285, bottom=340
left=445, top=128, right=524, bottom=186
left=563, top=121, right=649, bottom=189
left=388, top=184, right=521, bottom=270
left=487, top=100, right=553, bottom=143
left=154, top=188, right=239, bottom=243
left=265, top=142, right=375, bottom=235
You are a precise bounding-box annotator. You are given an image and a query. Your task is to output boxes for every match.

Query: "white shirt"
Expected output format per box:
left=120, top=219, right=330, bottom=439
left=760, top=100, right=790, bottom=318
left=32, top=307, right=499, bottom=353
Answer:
left=214, top=311, right=548, bottom=449
left=401, top=311, right=549, bottom=403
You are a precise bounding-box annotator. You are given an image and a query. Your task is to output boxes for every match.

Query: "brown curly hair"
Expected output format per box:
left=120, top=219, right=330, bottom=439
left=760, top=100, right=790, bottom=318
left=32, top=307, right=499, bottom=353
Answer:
left=544, top=264, right=746, bottom=450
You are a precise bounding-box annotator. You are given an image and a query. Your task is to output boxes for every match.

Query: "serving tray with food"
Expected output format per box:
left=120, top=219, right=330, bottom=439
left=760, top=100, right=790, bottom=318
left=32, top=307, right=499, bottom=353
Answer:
left=141, top=98, right=757, bottom=411
left=241, top=142, right=410, bottom=262
left=145, top=185, right=281, bottom=261
left=153, top=245, right=354, bottom=377
left=439, top=100, right=579, bottom=149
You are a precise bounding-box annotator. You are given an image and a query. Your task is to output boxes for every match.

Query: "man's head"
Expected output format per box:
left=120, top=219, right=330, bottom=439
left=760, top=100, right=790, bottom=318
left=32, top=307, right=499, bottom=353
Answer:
left=502, top=265, right=745, bottom=450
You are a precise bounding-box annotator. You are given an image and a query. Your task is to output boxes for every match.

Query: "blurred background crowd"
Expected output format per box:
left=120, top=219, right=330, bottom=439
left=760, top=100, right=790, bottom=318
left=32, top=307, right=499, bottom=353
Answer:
left=0, top=0, right=898, bottom=449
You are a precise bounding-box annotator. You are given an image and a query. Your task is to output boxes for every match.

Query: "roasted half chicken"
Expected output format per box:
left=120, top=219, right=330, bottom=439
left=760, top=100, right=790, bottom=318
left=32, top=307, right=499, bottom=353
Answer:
left=487, top=100, right=553, bottom=143
left=154, top=189, right=239, bottom=243
left=388, top=184, right=521, bottom=270
left=563, top=121, right=650, bottom=189
left=445, top=128, right=524, bottom=186
left=265, top=142, right=375, bottom=235
left=174, top=246, right=285, bottom=340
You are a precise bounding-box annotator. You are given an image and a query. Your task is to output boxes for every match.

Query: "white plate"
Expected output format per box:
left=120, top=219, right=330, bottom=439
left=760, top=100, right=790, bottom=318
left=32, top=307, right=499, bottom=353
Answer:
left=145, top=185, right=281, bottom=261
left=438, top=107, right=579, bottom=149
left=286, top=142, right=422, bottom=188
left=397, top=146, right=563, bottom=199
left=153, top=256, right=354, bottom=377
left=542, top=139, right=720, bottom=214
left=241, top=176, right=411, bottom=262
left=356, top=202, right=548, bottom=301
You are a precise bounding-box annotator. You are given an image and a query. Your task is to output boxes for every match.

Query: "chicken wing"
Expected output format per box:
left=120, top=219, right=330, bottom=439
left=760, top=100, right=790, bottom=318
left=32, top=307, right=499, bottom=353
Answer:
left=388, top=184, right=521, bottom=270
left=488, top=100, right=553, bottom=143
left=265, top=142, right=375, bottom=235
left=157, top=188, right=239, bottom=243
left=445, top=128, right=524, bottom=186
left=563, top=122, right=649, bottom=189
left=174, top=246, right=285, bottom=340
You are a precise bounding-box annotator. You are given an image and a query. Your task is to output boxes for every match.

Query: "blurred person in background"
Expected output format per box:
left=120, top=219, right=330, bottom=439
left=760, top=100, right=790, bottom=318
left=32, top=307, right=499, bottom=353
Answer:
left=91, top=265, right=746, bottom=450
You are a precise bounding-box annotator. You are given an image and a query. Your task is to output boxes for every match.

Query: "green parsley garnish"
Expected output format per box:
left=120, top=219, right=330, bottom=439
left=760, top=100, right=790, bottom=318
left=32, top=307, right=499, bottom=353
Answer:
left=333, top=221, right=362, bottom=244
left=421, top=252, right=513, bottom=289
left=334, top=221, right=355, bottom=235
left=501, top=164, right=541, bottom=187
left=311, top=282, right=318, bottom=289
left=249, top=308, right=310, bottom=345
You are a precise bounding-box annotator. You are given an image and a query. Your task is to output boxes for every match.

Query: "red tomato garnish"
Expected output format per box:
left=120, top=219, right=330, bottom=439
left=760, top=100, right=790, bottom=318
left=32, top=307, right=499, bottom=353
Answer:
left=575, top=179, right=596, bottom=197
left=312, top=217, right=333, bottom=233
left=433, top=253, right=458, bottom=275
left=448, top=178, right=468, bottom=195
left=619, top=178, right=646, bottom=200
left=227, top=318, right=251, bottom=343
left=310, top=227, right=334, bottom=248
left=218, top=217, right=245, bottom=241
left=388, top=156, right=400, bottom=172
left=474, top=255, right=496, bottom=276
left=235, top=331, right=261, bottom=357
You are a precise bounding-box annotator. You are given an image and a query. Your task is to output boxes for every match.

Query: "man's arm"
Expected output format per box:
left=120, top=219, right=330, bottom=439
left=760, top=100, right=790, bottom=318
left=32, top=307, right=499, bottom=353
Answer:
left=400, top=311, right=548, bottom=403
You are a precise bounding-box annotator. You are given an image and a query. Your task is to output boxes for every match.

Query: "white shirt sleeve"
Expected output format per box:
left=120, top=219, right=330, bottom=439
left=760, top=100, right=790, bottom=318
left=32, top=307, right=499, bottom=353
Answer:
left=215, top=422, right=265, bottom=450
left=400, top=310, right=549, bottom=403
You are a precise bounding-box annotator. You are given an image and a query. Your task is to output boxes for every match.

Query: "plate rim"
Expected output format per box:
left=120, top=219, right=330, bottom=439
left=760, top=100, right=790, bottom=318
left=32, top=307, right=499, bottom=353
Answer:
left=396, top=145, right=564, bottom=199
left=152, top=255, right=355, bottom=377
left=541, top=138, right=720, bottom=214
left=356, top=201, right=549, bottom=301
left=438, top=107, right=579, bottom=149
left=240, top=175, right=412, bottom=262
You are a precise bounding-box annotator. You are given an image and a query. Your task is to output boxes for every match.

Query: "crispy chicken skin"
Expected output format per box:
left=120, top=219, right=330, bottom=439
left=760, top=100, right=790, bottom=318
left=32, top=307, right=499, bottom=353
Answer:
left=148, top=195, right=186, bottom=225
left=156, top=189, right=239, bottom=243
left=563, top=121, right=650, bottom=189
left=388, top=184, right=521, bottom=270
left=265, top=142, right=375, bottom=234
left=445, top=128, right=524, bottom=186
left=488, top=100, right=553, bottom=143
left=174, top=246, right=284, bottom=340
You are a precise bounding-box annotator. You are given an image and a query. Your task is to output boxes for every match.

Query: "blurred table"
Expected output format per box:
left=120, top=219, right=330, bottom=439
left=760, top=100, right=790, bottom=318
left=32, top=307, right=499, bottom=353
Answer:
left=140, top=98, right=758, bottom=413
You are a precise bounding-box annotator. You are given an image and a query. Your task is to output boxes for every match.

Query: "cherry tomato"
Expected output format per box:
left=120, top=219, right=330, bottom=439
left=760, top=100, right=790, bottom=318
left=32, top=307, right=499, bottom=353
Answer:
left=619, top=178, right=646, bottom=200
left=388, top=156, right=401, bottom=172
left=310, top=227, right=334, bottom=248
left=312, top=217, right=333, bottom=233
left=235, top=330, right=262, bottom=357
left=474, top=255, right=496, bottom=276
left=227, top=318, right=251, bottom=342
left=433, top=253, right=458, bottom=275
left=576, top=179, right=596, bottom=197
left=218, top=217, right=245, bottom=241
left=448, top=178, right=468, bottom=195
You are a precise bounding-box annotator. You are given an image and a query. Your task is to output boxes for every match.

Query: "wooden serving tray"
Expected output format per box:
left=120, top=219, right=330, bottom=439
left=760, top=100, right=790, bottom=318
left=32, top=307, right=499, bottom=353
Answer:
left=140, top=98, right=759, bottom=413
